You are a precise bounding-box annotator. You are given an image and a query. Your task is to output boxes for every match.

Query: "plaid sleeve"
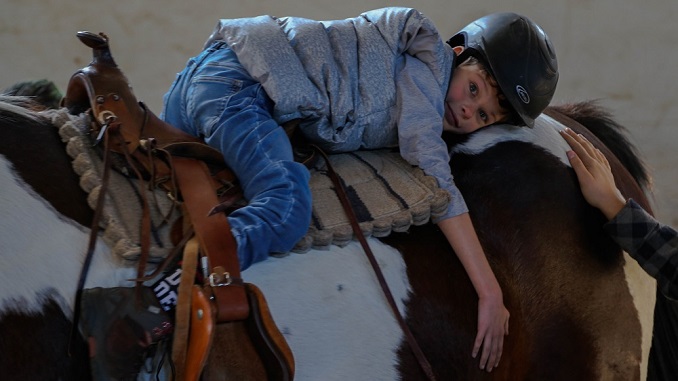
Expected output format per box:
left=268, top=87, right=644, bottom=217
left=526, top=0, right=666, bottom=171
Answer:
left=603, top=199, right=678, bottom=301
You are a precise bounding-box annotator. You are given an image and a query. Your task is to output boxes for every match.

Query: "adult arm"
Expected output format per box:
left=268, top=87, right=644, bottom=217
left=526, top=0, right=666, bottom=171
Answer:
left=562, top=128, right=678, bottom=300
left=604, top=200, right=678, bottom=300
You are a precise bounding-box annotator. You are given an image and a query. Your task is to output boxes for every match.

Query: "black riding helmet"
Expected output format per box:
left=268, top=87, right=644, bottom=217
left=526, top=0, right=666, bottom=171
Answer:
left=447, top=12, right=558, bottom=128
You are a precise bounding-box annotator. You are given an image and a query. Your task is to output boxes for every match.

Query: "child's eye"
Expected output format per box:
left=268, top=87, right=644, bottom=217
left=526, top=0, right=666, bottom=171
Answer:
left=479, top=110, right=488, bottom=122
left=469, top=82, right=478, bottom=95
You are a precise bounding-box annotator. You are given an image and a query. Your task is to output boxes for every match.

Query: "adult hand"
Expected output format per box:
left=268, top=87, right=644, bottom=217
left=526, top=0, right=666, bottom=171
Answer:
left=560, top=128, right=626, bottom=219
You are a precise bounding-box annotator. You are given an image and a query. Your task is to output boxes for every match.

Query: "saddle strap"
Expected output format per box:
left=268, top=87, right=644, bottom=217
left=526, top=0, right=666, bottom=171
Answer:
left=69, top=123, right=117, bottom=355
left=172, top=157, right=249, bottom=322
left=171, top=237, right=201, bottom=380
left=313, top=146, right=438, bottom=381
left=173, top=157, right=295, bottom=381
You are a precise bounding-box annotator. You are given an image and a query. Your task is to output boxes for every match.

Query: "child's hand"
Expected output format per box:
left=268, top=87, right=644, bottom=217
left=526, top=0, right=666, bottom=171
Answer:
left=560, top=128, right=626, bottom=219
left=473, top=292, right=510, bottom=372
left=437, top=215, right=510, bottom=372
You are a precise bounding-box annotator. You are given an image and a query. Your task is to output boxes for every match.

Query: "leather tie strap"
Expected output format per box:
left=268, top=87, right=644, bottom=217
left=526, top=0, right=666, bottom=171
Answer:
left=173, top=157, right=249, bottom=322
left=69, top=123, right=116, bottom=356
left=312, top=146, right=438, bottom=381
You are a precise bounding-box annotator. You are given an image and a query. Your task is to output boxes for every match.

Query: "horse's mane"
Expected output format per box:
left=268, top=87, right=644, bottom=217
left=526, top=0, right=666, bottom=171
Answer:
left=2, top=79, right=62, bottom=108
left=0, top=95, right=46, bottom=124
left=550, top=100, right=651, bottom=191
left=0, top=79, right=62, bottom=125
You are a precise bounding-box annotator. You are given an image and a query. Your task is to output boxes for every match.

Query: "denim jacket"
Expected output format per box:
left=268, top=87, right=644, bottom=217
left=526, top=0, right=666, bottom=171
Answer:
left=205, top=7, right=467, bottom=219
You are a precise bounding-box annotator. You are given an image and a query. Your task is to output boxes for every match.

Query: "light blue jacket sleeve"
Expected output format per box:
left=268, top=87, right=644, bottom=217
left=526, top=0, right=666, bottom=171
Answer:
left=396, top=54, right=468, bottom=221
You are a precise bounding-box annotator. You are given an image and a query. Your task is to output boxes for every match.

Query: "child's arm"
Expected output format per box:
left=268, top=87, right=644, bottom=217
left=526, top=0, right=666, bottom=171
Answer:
left=437, top=214, right=509, bottom=372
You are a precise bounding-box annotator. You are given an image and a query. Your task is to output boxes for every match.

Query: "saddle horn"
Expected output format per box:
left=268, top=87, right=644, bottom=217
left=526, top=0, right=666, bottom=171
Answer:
left=77, top=31, right=117, bottom=67
left=60, top=31, right=202, bottom=153
left=60, top=31, right=146, bottom=152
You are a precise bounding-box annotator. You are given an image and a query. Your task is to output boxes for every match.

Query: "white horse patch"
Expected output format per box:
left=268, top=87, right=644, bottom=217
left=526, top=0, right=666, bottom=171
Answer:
left=244, top=241, right=410, bottom=380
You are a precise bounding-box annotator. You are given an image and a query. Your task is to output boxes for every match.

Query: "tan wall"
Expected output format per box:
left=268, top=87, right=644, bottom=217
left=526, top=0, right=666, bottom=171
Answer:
left=2, top=0, right=677, bottom=225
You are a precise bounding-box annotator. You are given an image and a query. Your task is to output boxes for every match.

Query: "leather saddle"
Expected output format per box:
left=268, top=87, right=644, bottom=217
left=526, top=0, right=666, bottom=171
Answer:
left=61, top=32, right=228, bottom=177
left=62, top=31, right=294, bottom=381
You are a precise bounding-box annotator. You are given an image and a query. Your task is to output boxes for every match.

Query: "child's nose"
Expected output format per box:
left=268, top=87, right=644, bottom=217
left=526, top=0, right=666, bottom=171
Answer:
left=461, top=104, right=476, bottom=118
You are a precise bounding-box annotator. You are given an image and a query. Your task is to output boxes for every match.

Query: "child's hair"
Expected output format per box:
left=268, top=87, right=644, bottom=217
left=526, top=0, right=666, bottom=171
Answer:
left=459, top=55, right=522, bottom=126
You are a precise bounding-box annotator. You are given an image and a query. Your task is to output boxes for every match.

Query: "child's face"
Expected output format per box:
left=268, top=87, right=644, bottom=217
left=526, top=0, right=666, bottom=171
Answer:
left=443, top=64, right=508, bottom=134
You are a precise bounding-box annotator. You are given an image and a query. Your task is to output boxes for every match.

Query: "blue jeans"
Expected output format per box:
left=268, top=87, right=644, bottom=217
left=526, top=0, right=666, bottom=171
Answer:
left=161, top=42, right=311, bottom=270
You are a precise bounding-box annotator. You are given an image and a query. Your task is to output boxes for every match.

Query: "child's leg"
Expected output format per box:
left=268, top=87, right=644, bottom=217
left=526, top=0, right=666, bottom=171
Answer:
left=162, top=44, right=311, bottom=269
left=212, top=99, right=311, bottom=269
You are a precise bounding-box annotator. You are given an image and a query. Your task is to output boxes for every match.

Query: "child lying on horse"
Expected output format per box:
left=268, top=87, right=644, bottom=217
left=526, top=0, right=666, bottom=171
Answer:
left=160, top=7, right=558, bottom=372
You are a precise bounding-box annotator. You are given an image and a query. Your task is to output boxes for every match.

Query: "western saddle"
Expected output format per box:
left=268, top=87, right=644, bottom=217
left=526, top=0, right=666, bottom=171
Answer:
left=62, top=31, right=293, bottom=381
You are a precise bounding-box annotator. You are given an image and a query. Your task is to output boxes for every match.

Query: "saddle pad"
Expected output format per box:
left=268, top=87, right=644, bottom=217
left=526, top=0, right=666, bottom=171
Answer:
left=48, top=109, right=177, bottom=263
left=293, top=150, right=449, bottom=252
left=46, top=108, right=449, bottom=261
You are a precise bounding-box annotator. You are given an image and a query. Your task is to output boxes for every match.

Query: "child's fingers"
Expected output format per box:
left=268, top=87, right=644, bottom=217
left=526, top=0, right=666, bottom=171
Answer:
left=472, top=332, right=482, bottom=359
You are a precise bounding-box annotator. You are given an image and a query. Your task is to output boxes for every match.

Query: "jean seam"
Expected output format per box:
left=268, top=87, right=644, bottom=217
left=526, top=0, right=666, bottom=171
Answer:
left=248, top=118, right=297, bottom=232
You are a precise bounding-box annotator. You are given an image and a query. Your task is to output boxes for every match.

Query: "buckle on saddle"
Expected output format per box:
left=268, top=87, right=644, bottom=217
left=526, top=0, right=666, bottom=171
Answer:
left=93, top=111, right=118, bottom=146
left=208, top=266, right=232, bottom=287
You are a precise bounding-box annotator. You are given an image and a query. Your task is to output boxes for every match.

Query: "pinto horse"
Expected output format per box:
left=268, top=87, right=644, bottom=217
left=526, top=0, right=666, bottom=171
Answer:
left=0, top=94, right=670, bottom=380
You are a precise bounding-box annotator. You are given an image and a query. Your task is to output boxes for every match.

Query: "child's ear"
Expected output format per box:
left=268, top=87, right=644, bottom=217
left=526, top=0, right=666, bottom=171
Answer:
left=452, top=46, right=465, bottom=56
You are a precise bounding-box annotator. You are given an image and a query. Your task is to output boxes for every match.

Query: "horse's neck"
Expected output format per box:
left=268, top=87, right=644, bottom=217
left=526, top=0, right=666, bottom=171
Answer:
left=545, top=107, right=653, bottom=215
